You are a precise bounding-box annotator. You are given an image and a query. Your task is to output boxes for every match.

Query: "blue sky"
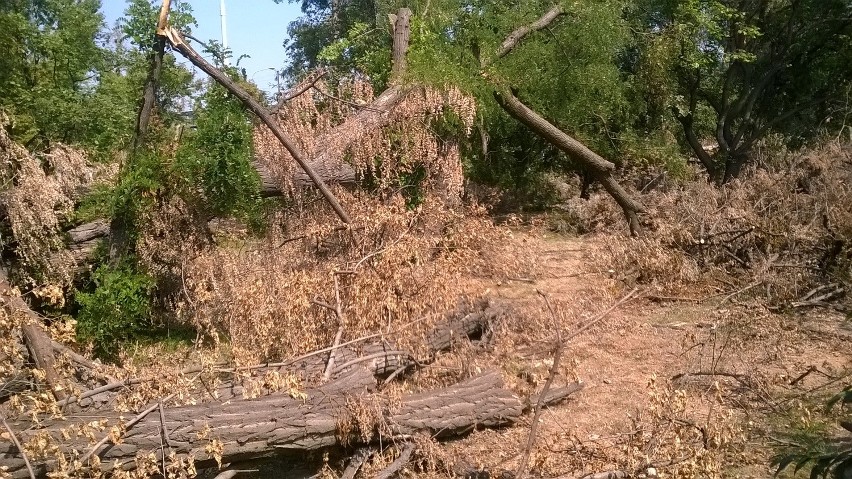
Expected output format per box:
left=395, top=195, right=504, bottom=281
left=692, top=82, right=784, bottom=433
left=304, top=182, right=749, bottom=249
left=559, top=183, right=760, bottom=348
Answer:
left=100, top=0, right=304, bottom=93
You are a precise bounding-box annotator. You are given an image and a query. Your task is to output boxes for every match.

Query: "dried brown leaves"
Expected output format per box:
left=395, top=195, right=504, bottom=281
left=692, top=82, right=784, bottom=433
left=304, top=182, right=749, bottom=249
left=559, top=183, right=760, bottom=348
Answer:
left=0, top=113, right=109, bottom=288
left=254, top=75, right=475, bottom=200
left=178, top=191, right=523, bottom=366
left=586, top=142, right=852, bottom=304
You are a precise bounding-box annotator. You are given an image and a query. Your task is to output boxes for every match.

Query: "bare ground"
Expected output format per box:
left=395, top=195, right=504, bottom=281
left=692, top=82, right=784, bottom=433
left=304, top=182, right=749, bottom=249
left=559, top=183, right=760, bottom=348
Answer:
left=399, top=227, right=852, bottom=479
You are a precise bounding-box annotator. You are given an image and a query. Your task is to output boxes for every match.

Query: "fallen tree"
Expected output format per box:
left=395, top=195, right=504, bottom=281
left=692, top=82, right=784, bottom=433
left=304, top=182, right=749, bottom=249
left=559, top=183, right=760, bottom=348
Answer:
left=486, top=4, right=645, bottom=235
left=0, top=368, right=580, bottom=479
left=0, top=299, right=582, bottom=478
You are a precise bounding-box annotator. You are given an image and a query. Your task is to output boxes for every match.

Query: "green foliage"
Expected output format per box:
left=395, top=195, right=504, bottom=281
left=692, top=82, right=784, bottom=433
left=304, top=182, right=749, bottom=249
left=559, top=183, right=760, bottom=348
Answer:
left=111, top=149, right=167, bottom=236
left=634, top=0, right=852, bottom=181
left=772, top=387, right=852, bottom=479
left=0, top=0, right=106, bottom=147
left=278, top=0, right=381, bottom=81
left=0, top=0, right=197, bottom=157
left=75, top=259, right=156, bottom=358
left=174, top=82, right=264, bottom=228
left=73, top=184, right=115, bottom=224
left=318, top=21, right=392, bottom=88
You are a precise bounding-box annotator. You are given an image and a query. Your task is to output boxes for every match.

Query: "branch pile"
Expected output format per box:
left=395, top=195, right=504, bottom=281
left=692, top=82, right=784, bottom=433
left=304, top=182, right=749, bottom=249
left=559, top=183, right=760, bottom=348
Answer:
left=0, top=300, right=583, bottom=478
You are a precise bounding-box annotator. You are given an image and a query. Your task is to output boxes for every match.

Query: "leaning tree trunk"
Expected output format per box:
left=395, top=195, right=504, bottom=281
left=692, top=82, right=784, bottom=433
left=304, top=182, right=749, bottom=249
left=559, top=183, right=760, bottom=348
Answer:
left=60, top=7, right=419, bottom=254
left=496, top=91, right=645, bottom=235
left=155, top=0, right=350, bottom=225
left=480, top=4, right=645, bottom=235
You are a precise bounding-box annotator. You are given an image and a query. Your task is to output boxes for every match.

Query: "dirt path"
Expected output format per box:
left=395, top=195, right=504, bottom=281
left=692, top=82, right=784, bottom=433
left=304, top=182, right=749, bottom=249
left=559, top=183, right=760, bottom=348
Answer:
left=435, top=229, right=852, bottom=479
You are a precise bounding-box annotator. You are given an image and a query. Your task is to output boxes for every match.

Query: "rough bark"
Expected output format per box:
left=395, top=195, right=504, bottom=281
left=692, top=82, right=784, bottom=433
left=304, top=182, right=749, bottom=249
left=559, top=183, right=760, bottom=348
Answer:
left=496, top=91, right=644, bottom=235
left=0, top=370, right=580, bottom=478
left=391, top=8, right=412, bottom=81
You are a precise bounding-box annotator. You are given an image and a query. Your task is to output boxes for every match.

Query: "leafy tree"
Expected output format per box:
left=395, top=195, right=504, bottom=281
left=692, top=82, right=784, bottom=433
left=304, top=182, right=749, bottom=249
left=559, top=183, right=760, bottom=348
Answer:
left=634, top=0, right=852, bottom=182
left=276, top=0, right=382, bottom=80
left=0, top=0, right=106, bottom=147
left=279, top=0, right=665, bottom=208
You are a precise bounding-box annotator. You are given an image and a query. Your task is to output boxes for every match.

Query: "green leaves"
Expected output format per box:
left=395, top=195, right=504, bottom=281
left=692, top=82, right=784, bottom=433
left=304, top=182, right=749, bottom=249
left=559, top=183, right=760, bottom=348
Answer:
left=173, top=82, right=263, bottom=228
left=75, top=259, right=156, bottom=359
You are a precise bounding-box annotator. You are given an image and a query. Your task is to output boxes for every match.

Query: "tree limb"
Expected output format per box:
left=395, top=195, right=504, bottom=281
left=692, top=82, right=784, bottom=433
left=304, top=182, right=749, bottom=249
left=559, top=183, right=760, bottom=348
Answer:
left=156, top=16, right=350, bottom=224
left=492, top=4, right=565, bottom=63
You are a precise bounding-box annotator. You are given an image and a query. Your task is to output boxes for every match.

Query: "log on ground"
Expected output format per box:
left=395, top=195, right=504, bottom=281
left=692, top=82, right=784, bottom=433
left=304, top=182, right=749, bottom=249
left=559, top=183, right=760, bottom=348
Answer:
left=0, top=370, right=579, bottom=478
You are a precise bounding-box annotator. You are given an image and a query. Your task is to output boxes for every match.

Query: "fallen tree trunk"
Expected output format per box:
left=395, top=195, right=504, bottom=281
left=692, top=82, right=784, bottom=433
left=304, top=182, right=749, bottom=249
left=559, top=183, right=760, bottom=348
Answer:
left=0, top=270, right=66, bottom=402
left=485, top=4, right=645, bottom=235
left=0, top=369, right=579, bottom=478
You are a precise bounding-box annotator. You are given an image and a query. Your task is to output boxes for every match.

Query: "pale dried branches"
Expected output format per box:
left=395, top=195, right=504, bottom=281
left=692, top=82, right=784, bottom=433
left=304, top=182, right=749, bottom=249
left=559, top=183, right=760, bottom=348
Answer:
left=0, top=115, right=99, bottom=287
left=255, top=75, right=476, bottom=202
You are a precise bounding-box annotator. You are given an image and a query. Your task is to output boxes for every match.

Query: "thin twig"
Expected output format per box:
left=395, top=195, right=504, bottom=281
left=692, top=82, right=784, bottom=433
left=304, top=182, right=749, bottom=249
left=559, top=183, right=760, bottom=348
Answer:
left=375, top=444, right=415, bottom=479
left=56, top=378, right=142, bottom=407
left=78, top=393, right=175, bottom=466
left=312, top=85, right=386, bottom=112
left=382, top=364, right=411, bottom=387
left=2, top=415, right=36, bottom=479
left=717, top=281, right=763, bottom=306
left=230, top=314, right=435, bottom=373
left=323, top=275, right=346, bottom=381
left=517, top=292, right=566, bottom=479
left=273, top=69, right=328, bottom=111
left=563, top=288, right=640, bottom=343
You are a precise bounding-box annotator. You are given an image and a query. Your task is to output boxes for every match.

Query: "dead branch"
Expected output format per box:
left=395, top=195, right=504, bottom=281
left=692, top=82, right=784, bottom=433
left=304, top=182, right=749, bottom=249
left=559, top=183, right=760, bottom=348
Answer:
left=375, top=444, right=415, bottom=479
left=1, top=415, right=35, bottom=479
left=322, top=274, right=345, bottom=381
left=273, top=69, right=328, bottom=111
left=717, top=280, right=763, bottom=306
left=76, top=392, right=176, bottom=466
left=517, top=292, right=565, bottom=479
left=0, top=271, right=65, bottom=401
left=341, top=447, right=375, bottom=479
left=56, top=378, right=142, bottom=408
left=563, top=288, right=639, bottom=343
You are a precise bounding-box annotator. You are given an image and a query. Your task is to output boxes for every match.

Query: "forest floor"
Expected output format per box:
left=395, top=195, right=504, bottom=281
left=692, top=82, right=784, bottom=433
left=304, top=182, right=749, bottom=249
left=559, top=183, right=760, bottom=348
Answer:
left=419, top=224, right=852, bottom=479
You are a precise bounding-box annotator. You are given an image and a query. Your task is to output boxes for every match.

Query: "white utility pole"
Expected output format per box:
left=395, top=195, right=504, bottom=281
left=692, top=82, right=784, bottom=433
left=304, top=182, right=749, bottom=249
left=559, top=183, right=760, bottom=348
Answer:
left=219, top=0, right=229, bottom=65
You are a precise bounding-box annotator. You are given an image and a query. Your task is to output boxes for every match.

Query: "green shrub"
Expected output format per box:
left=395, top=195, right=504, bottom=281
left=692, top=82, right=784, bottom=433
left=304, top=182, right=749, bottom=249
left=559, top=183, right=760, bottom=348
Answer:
left=75, top=260, right=155, bottom=359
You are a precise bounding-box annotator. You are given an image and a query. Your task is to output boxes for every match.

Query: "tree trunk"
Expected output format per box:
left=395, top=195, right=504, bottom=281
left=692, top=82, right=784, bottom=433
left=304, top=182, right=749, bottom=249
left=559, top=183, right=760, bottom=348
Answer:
left=390, top=9, right=412, bottom=82
left=0, top=271, right=65, bottom=402
left=722, top=151, right=748, bottom=184
left=0, top=370, right=579, bottom=478
left=495, top=91, right=644, bottom=235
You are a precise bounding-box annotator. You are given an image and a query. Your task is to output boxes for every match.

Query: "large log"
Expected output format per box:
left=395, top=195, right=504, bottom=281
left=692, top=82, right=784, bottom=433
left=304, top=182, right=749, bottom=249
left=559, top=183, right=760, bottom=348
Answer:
left=0, top=370, right=578, bottom=478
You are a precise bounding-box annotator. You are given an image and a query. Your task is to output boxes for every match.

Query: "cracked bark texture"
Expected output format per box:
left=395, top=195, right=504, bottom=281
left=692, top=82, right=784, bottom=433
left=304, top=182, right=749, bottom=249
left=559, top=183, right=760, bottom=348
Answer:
left=0, top=370, right=547, bottom=478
